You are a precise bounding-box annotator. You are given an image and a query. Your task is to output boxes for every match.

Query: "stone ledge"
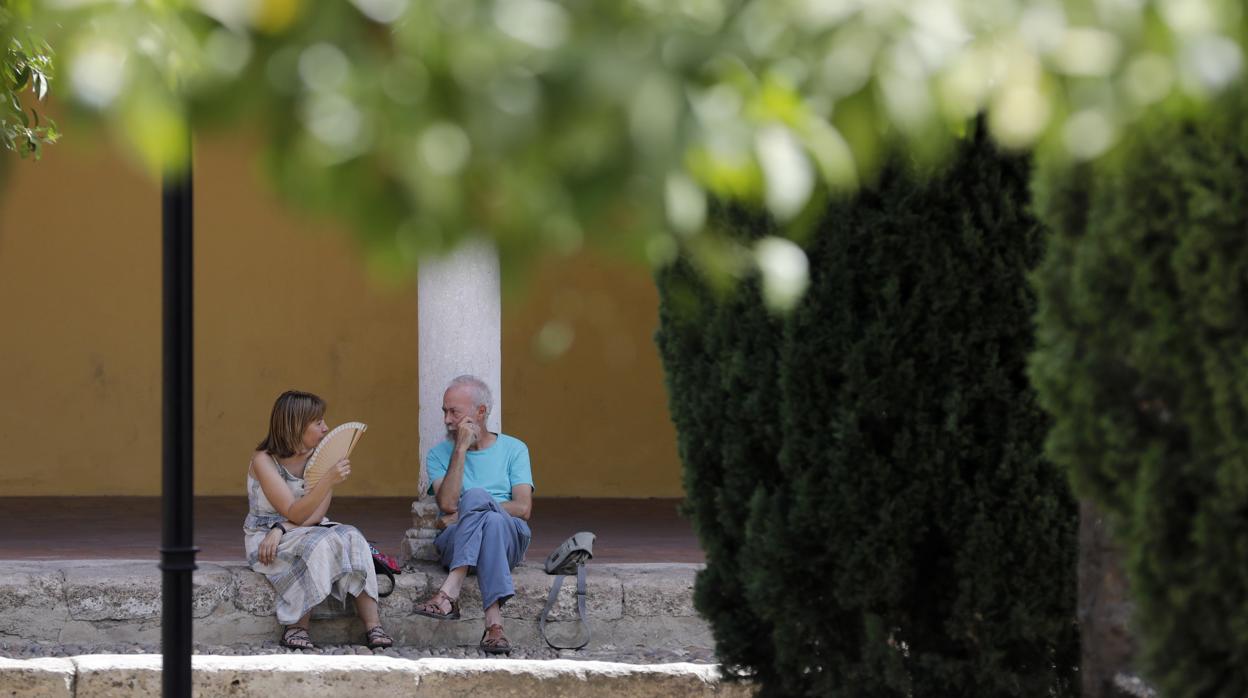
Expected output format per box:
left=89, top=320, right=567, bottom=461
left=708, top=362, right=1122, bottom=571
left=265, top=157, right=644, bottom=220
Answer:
left=0, top=657, right=74, bottom=697
left=0, top=561, right=708, bottom=650
left=0, top=655, right=753, bottom=697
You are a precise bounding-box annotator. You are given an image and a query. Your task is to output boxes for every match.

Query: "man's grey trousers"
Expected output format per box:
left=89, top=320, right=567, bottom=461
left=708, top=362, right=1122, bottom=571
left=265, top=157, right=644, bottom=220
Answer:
left=434, top=487, right=531, bottom=611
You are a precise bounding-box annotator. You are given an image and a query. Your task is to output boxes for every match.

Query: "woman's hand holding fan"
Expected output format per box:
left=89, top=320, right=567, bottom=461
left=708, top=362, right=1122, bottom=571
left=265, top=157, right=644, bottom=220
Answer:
left=322, top=458, right=351, bottom=486
left=304, top=422, right=368, bottom=489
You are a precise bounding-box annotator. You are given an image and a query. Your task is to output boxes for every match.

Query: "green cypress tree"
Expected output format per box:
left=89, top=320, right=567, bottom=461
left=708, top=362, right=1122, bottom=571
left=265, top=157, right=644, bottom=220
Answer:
left=654, top=205, right=785, bottom=684
left=1030, top=90, right=1248, bottom=697
left=748, top=127, right=1078, bottom=696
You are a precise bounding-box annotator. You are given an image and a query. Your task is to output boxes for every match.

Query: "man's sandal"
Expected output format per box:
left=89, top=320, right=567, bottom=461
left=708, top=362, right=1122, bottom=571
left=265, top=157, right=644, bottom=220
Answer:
left=365, top=625, right=394, bottom=649
left=281, top=626, right=315, bottom=650
left=479, top=624, right=511, bottom=655
left=413, top=590, right=461, bottom=620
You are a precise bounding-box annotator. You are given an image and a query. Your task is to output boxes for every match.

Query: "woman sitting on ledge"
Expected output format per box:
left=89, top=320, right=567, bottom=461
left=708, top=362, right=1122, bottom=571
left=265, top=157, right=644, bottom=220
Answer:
left=244, top=390, right=392, bottom=650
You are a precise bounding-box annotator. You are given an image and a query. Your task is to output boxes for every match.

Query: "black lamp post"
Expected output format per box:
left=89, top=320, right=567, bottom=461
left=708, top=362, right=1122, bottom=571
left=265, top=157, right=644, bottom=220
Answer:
left=160, top=144, right=197, bottom=697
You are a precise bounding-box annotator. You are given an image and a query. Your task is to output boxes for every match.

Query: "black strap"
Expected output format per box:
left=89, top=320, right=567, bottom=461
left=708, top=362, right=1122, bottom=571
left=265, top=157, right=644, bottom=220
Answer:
left=539, top=564, right=590, bottom=650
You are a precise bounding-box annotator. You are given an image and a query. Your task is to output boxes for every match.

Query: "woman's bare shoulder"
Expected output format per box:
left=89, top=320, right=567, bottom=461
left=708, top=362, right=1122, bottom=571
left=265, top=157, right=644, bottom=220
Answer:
left=249, top=450, right=274, bottom=477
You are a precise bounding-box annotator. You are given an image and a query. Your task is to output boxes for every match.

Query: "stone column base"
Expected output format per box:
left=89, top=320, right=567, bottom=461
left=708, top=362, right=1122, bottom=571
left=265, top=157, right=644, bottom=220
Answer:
left=400, top=499, right=442, bottom=565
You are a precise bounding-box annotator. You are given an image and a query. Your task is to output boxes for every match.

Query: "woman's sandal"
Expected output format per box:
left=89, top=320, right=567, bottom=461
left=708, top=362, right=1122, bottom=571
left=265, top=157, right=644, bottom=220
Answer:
left=479, top=624, right=511, bottom=655
left=412, top=589, right=461, bottom=620
left=281, top=626, right=315, bottom=650
left=365, top=625, right=394, bottom=649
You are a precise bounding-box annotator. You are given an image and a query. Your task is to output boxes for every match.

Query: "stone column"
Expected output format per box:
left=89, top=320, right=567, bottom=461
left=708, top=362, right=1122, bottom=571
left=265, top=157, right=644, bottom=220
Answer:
left=401, top=239, right=502, bottom=564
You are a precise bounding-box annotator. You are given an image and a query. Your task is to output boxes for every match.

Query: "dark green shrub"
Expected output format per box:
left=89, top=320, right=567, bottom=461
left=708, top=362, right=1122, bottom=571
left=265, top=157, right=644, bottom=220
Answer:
left=1030, top=91, right=1248, bottom=697
left=749, top=127, right=1077, bottom=697
left=654, top=206, right=785, bottom=685
left=655, top=127, right=1079, bottom=696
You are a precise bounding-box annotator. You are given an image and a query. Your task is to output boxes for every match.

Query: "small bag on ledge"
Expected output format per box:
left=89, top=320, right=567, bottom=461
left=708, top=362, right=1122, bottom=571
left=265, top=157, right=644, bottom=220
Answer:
left=539, top=531, right=596, bottom=650
left=369, top=542, right=402, bottom=597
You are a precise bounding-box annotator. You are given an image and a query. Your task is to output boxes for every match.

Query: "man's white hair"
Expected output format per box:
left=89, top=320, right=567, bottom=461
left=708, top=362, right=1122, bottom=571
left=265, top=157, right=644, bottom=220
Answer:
left=448, top=375, right=493, bottom=418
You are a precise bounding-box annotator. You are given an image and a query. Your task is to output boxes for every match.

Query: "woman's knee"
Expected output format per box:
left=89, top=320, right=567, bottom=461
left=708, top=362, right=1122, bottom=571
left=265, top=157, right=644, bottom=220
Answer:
left=334, top=525, right=369, bottom=549
left=335, top=524, right=363, bottom=540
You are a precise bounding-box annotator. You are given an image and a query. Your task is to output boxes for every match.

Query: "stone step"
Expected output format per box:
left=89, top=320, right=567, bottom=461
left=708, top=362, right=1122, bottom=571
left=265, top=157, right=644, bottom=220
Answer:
left=0, top=655, right=755, bottom=697
left=0, top=561, right=708, bottom=650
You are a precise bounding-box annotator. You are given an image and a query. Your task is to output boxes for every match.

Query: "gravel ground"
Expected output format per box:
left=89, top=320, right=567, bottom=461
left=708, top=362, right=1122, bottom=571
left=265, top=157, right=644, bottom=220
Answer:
left=0, top=640, right=718, bottom=665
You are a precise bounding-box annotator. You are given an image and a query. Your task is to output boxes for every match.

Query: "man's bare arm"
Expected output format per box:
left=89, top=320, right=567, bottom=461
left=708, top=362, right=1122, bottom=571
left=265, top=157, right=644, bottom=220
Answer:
left=435, top=448, right=466, bottom=514
left=435, top=418, right=478, bottom=514
left=502, top=484, right=533, bottom=521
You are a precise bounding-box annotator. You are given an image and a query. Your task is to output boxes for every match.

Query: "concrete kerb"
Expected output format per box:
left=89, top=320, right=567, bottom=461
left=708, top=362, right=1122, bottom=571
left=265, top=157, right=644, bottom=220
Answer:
left=0, top=657, right=75, bottom=697
left=0, top=561, right=709, bottom=650
left=0, top=655, right=755, bottom=697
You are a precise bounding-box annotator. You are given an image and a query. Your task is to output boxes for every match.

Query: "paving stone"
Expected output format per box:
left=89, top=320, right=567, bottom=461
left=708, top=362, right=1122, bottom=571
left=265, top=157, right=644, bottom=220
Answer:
left=60, top=561, right=233, bottom=623
left=1, top=560, right=709, bottom=652
left=506, top=566, right=624, bottom=621
left=595, top=617, right=714, bottom=649
left=424, top=563, right=626, bottom=623
left=232, top=567, right=276, bottom=615
left=400, top=534, right=439, bottom=564
left=65, top=563, right=162, bottom=621
left=449, top=580, right=487, bottom=620
left=614, top=565, right=699, bottom=617
left=0, top=565, right=67, bottom=641
left=191, top=564, right=236, bottom=618
left=378, top=569, right=431, bottom=618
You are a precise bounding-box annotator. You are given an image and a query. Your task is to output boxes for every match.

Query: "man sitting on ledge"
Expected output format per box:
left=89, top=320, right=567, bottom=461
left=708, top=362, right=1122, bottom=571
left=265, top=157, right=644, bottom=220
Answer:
left=413, top=375, right=535, bottom=654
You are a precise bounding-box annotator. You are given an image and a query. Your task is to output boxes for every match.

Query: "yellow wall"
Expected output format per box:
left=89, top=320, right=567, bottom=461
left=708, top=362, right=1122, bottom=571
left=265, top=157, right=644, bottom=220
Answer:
left=503, top=253, right=685, bottom=497
left=0, top=135, right=683, bottom=497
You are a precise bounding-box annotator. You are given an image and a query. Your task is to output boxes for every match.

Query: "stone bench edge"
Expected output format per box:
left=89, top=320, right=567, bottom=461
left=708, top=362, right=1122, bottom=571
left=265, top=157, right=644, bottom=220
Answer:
left=0, top=654, right=755, bottom=697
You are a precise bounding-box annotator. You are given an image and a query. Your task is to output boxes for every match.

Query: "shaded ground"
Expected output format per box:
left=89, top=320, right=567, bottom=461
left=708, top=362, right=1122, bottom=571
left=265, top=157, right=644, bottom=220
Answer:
left=0, top=497, right=702, bottom=564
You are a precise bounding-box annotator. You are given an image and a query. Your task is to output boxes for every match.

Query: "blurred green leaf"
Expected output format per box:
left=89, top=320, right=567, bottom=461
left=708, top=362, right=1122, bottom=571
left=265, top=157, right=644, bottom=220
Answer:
left=2, top=0, right=1247, bottom=284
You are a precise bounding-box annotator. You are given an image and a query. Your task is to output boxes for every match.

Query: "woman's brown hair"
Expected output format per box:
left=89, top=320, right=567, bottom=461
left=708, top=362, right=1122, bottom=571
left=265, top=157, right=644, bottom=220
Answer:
left=257, top=391, right=326, bottom=458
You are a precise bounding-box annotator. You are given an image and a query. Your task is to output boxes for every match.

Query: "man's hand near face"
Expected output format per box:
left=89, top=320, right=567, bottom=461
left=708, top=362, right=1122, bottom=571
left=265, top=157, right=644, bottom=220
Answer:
left=455, top=418, right=481, bottom=451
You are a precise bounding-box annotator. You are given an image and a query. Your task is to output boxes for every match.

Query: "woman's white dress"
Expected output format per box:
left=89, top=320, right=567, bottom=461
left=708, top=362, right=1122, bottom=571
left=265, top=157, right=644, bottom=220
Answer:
left=243, top=459, right=377, bottom=624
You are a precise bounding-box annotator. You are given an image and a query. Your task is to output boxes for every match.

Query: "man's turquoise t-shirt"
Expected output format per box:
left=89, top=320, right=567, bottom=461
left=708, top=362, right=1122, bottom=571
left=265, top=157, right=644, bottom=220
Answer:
left=425, top=433, right=535, bottom=507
